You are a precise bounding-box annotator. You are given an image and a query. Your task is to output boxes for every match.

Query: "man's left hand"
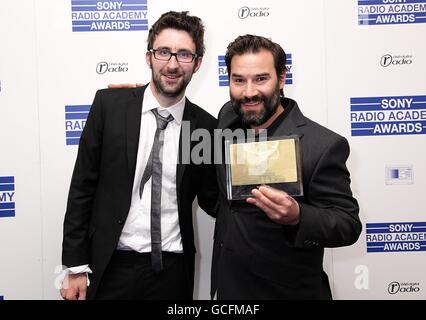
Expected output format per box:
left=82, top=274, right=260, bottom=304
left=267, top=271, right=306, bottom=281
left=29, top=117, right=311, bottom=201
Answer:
left=247, top=186, right=300, bottom=225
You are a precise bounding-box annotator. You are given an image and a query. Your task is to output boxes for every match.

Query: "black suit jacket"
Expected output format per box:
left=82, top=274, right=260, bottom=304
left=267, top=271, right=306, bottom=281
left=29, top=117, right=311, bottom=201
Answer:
left=62, top=85, right=218, bottom=299
left=211, top=98, right=361, bottom=299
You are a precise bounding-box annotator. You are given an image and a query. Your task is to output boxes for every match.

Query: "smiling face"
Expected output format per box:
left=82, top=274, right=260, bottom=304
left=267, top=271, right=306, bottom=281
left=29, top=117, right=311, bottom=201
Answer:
left=229, top=49, right=284, bottom=129
left=146, top=28, right=202, bottom=105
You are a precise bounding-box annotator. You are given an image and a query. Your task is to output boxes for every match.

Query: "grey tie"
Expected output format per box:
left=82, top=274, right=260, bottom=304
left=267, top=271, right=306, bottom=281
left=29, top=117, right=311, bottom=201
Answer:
left=139, top=108, right=173, bottom=273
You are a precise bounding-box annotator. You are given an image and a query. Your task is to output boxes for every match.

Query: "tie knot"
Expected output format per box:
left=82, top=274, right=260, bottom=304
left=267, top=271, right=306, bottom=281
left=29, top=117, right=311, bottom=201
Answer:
left=151, top=108, right=174, bottom=130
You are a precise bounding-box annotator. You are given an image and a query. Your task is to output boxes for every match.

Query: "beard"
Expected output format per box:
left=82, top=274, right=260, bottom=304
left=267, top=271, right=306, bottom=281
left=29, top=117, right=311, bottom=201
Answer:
left=151, top=70, right=189, bottom=98
left=231, top=82, right=281, bottom=127
left=150, top=60, right=195, bottom=98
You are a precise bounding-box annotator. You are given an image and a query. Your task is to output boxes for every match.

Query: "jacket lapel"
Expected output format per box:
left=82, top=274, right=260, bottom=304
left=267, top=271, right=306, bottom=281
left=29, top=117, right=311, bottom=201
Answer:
left=176, top=99, right=197, bottom=199
left=273, top=100, right=306, bottom=139
left=126, top=86, right=146, bottom=179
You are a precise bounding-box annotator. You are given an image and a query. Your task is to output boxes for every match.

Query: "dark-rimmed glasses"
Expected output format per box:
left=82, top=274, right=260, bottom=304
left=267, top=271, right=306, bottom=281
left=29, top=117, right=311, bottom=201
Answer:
left=149, top=48, right=198, bottom=63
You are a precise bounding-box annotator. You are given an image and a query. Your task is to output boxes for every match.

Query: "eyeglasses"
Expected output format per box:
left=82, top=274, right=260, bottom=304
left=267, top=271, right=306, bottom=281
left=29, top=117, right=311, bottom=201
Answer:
left=149, top=48, right=198, bottom=63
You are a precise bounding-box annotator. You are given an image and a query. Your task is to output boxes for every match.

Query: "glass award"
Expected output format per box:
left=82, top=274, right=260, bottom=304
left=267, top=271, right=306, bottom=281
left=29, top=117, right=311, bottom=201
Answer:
left=225, top=135, right=303, bottom=200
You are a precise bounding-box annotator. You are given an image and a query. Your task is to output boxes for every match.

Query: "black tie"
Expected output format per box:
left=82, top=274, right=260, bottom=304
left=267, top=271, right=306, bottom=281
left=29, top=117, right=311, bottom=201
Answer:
left=139, top=108, right=174, bottom=273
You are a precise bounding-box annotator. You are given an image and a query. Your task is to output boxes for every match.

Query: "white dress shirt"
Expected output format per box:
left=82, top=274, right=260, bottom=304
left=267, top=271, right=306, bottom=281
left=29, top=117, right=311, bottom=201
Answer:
left=64, top=84, right=185, bottom=283
left=117, top=84, right=184, bottom=253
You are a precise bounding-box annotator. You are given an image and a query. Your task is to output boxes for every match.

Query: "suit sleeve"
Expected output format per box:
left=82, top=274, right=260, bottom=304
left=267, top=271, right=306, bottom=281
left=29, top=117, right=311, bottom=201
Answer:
left=197, top=162, right=219, bottom=218
left=292, top=136, right=362, bottom=248
left=196, top=117, right=219, bottom=218
left=62, top=90, right=104, bottom=267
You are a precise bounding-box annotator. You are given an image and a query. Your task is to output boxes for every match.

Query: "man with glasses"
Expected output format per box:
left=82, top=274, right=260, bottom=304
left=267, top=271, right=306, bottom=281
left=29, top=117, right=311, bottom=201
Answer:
left=60, top=11, right=218, bottom=300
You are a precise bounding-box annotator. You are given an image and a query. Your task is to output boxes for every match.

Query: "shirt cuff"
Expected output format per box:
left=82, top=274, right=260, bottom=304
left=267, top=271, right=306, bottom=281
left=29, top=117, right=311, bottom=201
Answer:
left=60, top=265, right=93, bottom=287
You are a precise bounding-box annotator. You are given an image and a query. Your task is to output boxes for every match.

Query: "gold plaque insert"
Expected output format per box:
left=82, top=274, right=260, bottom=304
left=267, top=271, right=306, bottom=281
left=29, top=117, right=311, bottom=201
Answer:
left=230, top=138, right=297, bottom=186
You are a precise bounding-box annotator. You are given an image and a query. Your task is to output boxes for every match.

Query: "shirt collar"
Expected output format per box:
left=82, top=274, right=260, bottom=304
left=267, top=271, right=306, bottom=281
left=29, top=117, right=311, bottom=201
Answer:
left=142, top=83, right=185, bottom=125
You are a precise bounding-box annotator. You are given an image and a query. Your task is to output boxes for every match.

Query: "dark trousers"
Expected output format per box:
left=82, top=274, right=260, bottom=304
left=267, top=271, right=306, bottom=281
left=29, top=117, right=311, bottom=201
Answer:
left=95, top=250, right=189, bottom=300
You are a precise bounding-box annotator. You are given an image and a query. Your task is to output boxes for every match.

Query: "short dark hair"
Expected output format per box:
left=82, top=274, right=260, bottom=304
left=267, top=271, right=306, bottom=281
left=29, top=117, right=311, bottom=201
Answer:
left=225, top=34, right=286, bottom=80
left=147, top=11, right=205, bottom=57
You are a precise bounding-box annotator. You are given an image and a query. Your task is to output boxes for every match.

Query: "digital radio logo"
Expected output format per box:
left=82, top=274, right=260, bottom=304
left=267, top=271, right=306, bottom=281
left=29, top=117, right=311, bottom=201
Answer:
left=388, top=281, right=420, bottom=294
left=96, top=61, right=129, bottom=74
left=218, top=54, right=293, bottom=87
left=238, top=6, right=270, bottom=19
left=0, top=176, right=15, bottom=218
left=71, top=0, right=148, bottom=32
left=380, top=54, right=413, bottom=67
left=65, top=105, right=91, bottom=145
left=350, top=95, right=426, bottom=136
left=358, top=0, right=426, bottom=26
left=366, top=222, right=426, bottom=252
left=386, top=165, right=413, bottom=185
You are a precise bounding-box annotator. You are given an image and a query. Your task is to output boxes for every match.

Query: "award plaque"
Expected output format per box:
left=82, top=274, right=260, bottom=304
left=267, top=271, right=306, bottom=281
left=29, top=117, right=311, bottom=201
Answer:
left=225, top=135, right=303, bottom=200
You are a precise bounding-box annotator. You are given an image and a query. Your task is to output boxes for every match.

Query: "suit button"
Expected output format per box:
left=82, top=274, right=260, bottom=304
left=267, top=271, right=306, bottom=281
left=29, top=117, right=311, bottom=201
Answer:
left=220, top=241, right=224, bottom=247
left=118, top=219, right=124, bottom=225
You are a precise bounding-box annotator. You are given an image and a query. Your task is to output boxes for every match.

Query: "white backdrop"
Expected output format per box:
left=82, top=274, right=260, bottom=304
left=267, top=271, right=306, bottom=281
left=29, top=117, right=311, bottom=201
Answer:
left=1, top=0, right=425, bottom=300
